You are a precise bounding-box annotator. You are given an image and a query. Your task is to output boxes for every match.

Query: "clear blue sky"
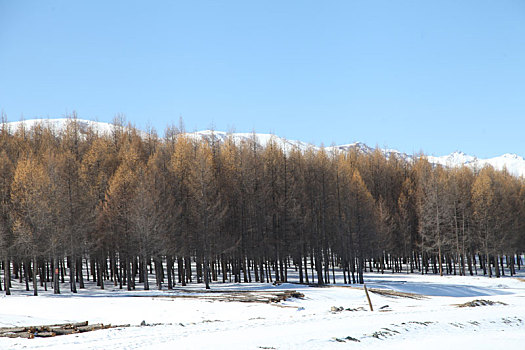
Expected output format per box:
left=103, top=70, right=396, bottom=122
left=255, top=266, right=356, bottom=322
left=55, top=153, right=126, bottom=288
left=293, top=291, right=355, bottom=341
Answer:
left=1, top=1, right=524, bottom=157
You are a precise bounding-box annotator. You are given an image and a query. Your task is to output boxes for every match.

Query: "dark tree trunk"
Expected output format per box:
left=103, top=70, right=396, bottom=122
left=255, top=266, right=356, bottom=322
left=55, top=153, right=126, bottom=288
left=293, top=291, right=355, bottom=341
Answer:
left=24, top=260, right=29, bottom=292
left=315, top=251, right=324, bottom=285
left=298, top=256, right=303, bottom=284
left=166, top=256, right=173, bottom=289
left=54, top=257, right=60, bottom=294
left=32, top=258, right=38, bottom=296
left=99, top=258, right=105, bottom=290
left=126, top=258, right=132, bottom=291
left=185, top=257, right=192, bottom=283
left=155, top=257, right=162, bottom=290
left=178, top=257, right=186, bottom=286
left=69, top=256, right=77, bottom=293
left=204, top=256, right=210, bottom=289
left=4, top=259, right=10, bottom=295
left=77, top=258, right=84, bottom=289
left=143, top=256, right=149, bottom=290
left=303, top=254, right=309, bottom=284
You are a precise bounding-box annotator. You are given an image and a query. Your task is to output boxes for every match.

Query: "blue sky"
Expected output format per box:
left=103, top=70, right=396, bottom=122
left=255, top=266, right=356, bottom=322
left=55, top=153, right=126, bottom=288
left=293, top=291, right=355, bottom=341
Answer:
left=1, top=1, right=524, bottom=157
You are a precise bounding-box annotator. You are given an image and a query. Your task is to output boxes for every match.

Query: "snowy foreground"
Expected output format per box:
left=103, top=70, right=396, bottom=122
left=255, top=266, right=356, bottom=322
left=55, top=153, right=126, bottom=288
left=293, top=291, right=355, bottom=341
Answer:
left=1, top=273, right=524, bottom=349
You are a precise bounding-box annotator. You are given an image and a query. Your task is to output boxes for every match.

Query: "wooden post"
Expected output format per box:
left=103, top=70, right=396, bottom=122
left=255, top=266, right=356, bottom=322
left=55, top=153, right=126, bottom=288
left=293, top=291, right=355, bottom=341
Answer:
left=364, top=283, right=373, bottom=311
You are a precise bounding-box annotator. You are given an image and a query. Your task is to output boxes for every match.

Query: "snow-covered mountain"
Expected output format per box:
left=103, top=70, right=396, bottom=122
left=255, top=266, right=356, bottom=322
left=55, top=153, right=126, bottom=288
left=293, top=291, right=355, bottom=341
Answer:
left=185, top=130, right=314, bottom=152
left=190, top=130, right=525, bottom=177
left=4, top=119, right=525, bottom=177
left=189, top=130, right=406, bottom=159
left=428, top=152, right=525, bottom=177
left=5, top=118, right=115, bottom=135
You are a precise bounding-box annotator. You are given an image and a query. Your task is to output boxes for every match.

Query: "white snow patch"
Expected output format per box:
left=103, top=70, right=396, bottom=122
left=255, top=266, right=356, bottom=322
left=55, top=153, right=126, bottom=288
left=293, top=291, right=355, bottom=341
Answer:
left=1, top=273, right=524, bottom=349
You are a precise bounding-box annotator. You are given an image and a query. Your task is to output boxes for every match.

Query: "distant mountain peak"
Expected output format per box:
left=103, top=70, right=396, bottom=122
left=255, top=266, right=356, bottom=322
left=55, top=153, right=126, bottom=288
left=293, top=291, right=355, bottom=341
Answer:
left=4, top=118, right=524, bottom=177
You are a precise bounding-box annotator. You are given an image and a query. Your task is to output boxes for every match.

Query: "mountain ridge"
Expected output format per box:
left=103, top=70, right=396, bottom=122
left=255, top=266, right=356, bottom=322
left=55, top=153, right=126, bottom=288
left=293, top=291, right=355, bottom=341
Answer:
left=4, top=118, right=524, bottom=177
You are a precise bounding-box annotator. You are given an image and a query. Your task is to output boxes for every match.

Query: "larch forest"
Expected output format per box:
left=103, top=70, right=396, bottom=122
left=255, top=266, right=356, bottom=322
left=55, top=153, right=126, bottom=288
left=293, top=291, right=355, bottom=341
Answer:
left=0, top=116, right=524, bottom=296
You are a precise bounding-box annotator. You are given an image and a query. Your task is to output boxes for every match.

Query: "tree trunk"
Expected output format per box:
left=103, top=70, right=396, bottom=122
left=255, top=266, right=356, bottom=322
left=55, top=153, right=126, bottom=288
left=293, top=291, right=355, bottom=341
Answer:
left=4, top=259, right=10, bottom=295
left=166, top=256, right=173, bottom=289
left=494, top=255, right=500, bottom=278
left=155, top=257, right=162, bottom=290
left=486, top=253, right=492, bottom=277
left=69, top=256, right=77, bottom=293
left=143, top=256, right=149, bottom=290
left=54, top=257, right=60, bottom=294
left=32, top=258, right=38, bottom=296
left=78, top=258, right=85, bottom=289
left=126, top=258, right=132, bottom=291
left=298, top=256, right=304, bottom=284
left=303, top=254, right=309, bottom=284
left=99, top=258, right=105, bottom=290
left=204, top=256, right=210, bottom=290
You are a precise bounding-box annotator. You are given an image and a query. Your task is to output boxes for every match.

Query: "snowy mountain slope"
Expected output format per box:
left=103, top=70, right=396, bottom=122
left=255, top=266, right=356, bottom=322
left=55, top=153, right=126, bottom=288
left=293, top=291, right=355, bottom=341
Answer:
left=428, top=152, right=525, bottom=177
left=4, top=118, right=525, bottom=177
left=189, top=130, right=410, bottom=161
left=187, top=130, right=525, bottom=177
left=185, top=130, right=315, bottom=152
left=4, top=118, right=115, bottom=135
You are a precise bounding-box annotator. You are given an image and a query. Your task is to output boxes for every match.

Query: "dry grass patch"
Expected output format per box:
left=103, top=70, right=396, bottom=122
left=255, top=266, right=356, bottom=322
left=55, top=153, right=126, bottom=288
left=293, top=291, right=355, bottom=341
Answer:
left=368, top=288, right=427, bottom=300
left=456, top=299, right=507, bottom=308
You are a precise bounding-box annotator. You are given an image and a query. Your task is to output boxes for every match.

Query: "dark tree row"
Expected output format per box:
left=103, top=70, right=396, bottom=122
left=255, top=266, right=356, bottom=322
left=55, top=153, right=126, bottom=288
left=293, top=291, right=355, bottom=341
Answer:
left=0, top=116, right=524, bottom=295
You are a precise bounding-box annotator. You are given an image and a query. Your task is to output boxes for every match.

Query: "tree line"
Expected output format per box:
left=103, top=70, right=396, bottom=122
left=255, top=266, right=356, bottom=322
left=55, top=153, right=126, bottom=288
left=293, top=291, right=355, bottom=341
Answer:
left=0, top=116, right=524, bottom=295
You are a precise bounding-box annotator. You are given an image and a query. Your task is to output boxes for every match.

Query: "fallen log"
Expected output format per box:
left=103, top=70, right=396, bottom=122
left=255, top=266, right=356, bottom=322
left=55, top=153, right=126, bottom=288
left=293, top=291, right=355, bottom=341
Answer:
left=34, top=332, right=56, bottom=338
left=0, top=321, right=130, bottom=339
left=148, top=290, right=305, bottom=303
left=65, top=321, right=89, bottom=328
left=0, top=321, right=91, bottom=335
left=0, top=327, right=27, bottom=333
left=77, top=324, right=104, bottom=332
left=51, top=328, right=78, bottom=335
left=36, top=321, right=89, bottom=329
left=2, top=332, right=33, bottom=339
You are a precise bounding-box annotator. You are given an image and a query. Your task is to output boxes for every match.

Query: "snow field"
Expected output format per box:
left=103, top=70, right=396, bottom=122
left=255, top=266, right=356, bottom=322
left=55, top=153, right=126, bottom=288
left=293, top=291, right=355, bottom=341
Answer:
left=1, top=272, right=524, bottom=349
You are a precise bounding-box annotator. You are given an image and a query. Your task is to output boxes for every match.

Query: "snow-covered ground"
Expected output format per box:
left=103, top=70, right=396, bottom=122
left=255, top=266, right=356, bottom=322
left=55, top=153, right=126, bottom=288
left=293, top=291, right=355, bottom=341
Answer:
left=1, top=272, right=524, bottom=349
